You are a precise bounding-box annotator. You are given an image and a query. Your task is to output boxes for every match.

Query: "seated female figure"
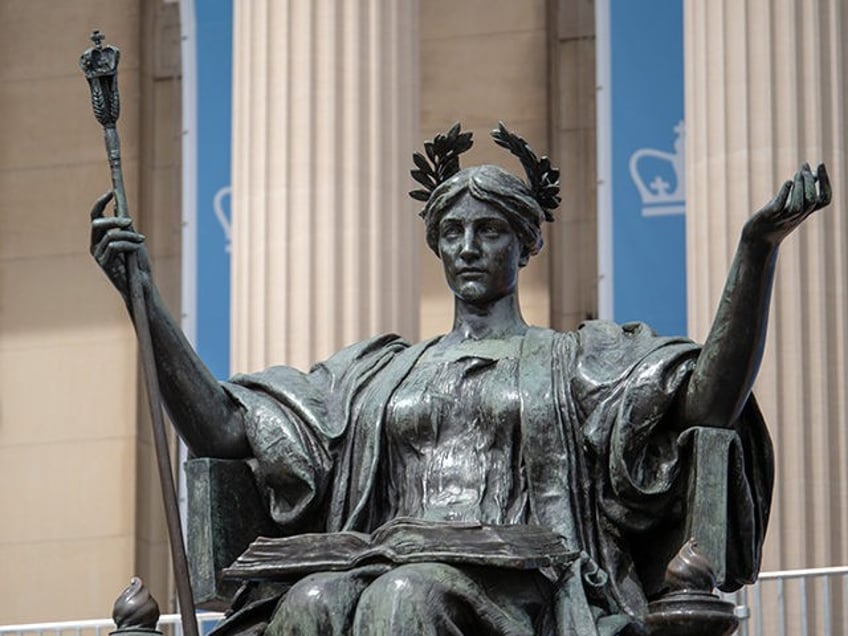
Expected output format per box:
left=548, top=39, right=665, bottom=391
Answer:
left=90, top=124, right=829, bottom=635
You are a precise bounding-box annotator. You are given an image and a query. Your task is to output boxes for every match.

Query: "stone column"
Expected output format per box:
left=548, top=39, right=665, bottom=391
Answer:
left=231, top=0, right=419, bottom=372
left=685, top=0, right=848, bottom=625
left=549, top=0, right=597, bottom=331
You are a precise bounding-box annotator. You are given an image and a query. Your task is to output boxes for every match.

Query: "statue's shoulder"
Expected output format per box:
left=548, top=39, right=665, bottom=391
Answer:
left=527, top=320, right=655, bottom=339
left=576, top=318, right=657, bottom=339
left=569, top=319, right=697, bottom=380
left=573, top=319, right=695, bottom=349
left=313, top=333, right=412, bottom=374
left=230, top=334, right=411, bottom=390
left=525, top=321, right=652, bottom=350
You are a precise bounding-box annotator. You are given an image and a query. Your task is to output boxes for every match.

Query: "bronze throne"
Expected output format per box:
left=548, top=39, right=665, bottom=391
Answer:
left=185, top=424, right=763, bottom=635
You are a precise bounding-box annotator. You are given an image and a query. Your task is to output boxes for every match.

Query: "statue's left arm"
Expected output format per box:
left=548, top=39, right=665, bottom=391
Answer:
left=680, top=163, right=831, bottom=429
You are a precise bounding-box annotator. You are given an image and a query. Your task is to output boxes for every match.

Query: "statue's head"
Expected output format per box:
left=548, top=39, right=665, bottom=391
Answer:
left=421, top=165, right=546, bottom=259
left=410, top=123, right=560, bottom=263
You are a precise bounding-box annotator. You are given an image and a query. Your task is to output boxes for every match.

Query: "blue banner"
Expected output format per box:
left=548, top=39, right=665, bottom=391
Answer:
left=193, top=0, right=232, bottom=379
left=599, top=0, right=687, bottom=337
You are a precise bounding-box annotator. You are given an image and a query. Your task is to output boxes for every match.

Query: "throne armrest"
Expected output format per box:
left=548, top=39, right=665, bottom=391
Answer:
left=682, top=426, right=738, bottom=587
left=186, top=457, right=280, bottom=610
left=642, top=427, right=745, bottom=632
left=635, top=426, right=739, bottom=599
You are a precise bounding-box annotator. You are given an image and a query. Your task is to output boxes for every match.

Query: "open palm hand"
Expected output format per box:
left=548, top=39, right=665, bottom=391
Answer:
left=743, top=163, right=832, bottom=247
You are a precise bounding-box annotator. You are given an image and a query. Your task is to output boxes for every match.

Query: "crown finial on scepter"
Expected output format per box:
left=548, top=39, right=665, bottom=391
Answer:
left=80, top=30, right=120, bottom=79
left=80, top=30, right=121, bottom=127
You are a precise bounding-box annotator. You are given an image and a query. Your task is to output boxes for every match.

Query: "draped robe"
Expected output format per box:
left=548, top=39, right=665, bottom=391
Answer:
left=220, top=321, right=773, bottom=634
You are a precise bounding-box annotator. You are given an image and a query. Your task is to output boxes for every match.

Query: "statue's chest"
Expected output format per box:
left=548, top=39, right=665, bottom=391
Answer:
left=386, top=354, right=520, bottom=445
left=383, top=354, right=525, bottom=524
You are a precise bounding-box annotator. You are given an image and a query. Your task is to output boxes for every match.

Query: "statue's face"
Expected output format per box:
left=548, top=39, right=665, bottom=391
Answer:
left=437, top=195, right=527, bottom=306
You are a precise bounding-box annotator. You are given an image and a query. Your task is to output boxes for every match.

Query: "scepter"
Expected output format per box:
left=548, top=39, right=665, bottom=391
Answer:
left=80, top=31, right=199, bottom=636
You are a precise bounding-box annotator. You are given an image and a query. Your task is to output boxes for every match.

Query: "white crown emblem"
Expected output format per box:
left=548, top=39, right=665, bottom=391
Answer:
left=628, top=121, right=685, bottom=217
left=214, top=185, right=232, bottom=253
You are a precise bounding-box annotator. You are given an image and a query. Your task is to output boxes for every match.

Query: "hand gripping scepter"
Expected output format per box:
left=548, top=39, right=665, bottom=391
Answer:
left=80, top=32, right=199, bottom=636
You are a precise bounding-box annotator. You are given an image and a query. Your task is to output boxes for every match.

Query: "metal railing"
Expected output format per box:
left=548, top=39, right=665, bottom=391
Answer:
left=730, top=566, right=848, bottom=636
left=3, top=567, right=848, bottom=636
left=0, top=613, right=225, bottom=636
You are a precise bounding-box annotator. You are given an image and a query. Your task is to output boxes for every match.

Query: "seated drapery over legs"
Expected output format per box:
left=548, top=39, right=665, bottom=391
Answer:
left=268, top=566, right=387, bottom=635
left=91, top=121, right=829, bottom=634
left=266, top=564, right=552, bottom=636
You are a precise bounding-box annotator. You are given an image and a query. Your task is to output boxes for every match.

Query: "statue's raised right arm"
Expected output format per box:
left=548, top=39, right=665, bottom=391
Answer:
left=90, top=190, right=249, bottom=458
left=678, top=162, right=831, bottom=429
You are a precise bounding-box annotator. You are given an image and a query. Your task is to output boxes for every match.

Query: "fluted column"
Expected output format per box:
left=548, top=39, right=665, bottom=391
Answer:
left=685, top=0, right=848, bottom=594
left=231, top=0, right=419, bottom=372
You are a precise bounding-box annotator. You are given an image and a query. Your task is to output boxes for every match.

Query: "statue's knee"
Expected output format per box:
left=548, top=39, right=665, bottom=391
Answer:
left=361, top=563, right=447, bottom=611
left=272, top=569, right=383, bottom=635
left=353, top=564, right=460, bottom=635
left=274, top=573, right=339, bottom=624
left=389, top=563, right=442, bottom=594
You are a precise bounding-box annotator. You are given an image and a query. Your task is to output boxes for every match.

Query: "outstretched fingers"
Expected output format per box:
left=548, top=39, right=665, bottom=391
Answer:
left=782, top=163, right=826, bottom=228
left=747, top=162, right=832, bottom=247
left=802, top=162, right=818, bottom=208
left=815, top=163, right=832, bottom=211
left=786, top=167, right=806, bottom=218
left=764, top=180, right=793, bottom=214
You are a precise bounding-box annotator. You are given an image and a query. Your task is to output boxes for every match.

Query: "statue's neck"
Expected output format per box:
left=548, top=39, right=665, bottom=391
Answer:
left=445, top=293, right=528, bottom=344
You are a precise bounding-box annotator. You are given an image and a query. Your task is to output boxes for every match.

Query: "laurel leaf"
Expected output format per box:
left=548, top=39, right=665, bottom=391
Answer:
left=432, top=135, right=446, bottom=157
left=541, top=190, right=560, bottom=205
left=411, top=169, right=436, bottom=189
left=442, top=156, right=460, bottom=179
left=412, top=152, right=433, bottom=175
left=491, top=132, right=508, bottom=149
left=410, top=124, right=474, bottom=205
left=455, top=137, right=473, bottom=154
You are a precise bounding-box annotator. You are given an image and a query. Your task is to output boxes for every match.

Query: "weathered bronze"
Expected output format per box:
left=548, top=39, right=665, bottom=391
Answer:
left=80, top=32, right=198, bottom=636
left=88, top=111, right=830, bottom=634
left=112, top=577, right=160, bottom=634
left=644, top=541, right=739, bottom=636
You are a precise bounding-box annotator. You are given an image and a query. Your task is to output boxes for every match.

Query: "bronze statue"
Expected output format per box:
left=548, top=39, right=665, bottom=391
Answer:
left=90, top=120, right=830, bottom=635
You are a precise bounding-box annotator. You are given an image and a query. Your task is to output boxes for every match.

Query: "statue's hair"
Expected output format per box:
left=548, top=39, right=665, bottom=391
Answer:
left=421, top=165, right=546, bottom=258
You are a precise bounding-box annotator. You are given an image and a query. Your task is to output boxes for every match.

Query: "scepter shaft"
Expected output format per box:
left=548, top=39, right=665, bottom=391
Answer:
left=104, top=126, right=130, bottom=219
left=82, top=33, right=198, bottom=636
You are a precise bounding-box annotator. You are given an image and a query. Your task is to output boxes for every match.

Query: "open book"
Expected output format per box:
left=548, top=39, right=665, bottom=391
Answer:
left=223, top=517, right=578, bottom=581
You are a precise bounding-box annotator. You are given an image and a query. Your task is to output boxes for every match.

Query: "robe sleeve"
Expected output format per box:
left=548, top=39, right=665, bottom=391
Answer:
left=221, top=334, right=409, bottom=533
left=571, top=320, right=773, bottom=589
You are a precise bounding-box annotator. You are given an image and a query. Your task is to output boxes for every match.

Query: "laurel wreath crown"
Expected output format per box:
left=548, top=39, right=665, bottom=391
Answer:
left=409, top=122, right=560, bottom=221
